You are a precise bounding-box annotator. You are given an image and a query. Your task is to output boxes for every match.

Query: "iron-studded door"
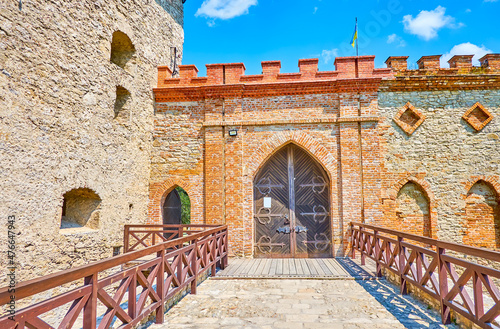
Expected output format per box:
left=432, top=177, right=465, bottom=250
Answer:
left=254, top=147, right=290, bottom=257
left=254, top=144, right=332, bottom=258
left=293, top=147, right=332, bottom=257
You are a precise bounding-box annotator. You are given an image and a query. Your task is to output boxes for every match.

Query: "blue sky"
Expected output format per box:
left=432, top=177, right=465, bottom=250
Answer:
left=182, top=0, right=500, bottom=76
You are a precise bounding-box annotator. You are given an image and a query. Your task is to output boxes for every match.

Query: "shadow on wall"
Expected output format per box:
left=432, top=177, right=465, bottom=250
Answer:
left=154, top=0, right=184, bottom=26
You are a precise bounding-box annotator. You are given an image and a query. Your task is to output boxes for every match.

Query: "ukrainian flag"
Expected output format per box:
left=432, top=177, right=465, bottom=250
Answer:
left=350, top=19, right=358, bottom=48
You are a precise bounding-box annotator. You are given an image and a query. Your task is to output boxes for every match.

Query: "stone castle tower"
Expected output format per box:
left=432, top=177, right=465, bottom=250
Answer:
left=0, top=0, right=184, bottom=282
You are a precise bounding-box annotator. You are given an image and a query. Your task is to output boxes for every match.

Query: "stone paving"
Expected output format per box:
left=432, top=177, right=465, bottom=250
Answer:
left=146, top=278, right=458, bottom=329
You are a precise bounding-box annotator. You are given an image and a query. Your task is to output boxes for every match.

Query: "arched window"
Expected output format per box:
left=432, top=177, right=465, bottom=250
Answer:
left=61, top=188, right=101, bottom=230
left=395, top=182, right=431, bottom=237
left=464, top=181, right=500, bottom=249
left=110, top=31, right=135, bottom=68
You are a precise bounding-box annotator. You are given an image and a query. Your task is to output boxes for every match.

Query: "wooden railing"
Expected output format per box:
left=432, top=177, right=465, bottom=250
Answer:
left=350, top=222, right=500, bottom=329
left=0, top=225, right=228, bottom=329
left=123, top=224, right=221, bottom=253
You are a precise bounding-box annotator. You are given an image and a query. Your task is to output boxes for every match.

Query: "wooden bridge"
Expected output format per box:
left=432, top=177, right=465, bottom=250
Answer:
left=1, top=223, right=499, bottom=329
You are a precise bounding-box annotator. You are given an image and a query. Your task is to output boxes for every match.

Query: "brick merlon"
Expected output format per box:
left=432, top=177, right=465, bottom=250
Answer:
left=448, top=55, right=473, bottom=68
left=417, top=55, right=442, bottom=69
left=479, top=53, right=500, bottom=69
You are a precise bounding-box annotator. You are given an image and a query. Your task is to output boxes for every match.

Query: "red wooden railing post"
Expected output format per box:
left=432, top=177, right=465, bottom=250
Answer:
left=350, top=222, right=356, bottom=259
left=473, top=271, right=484, bottom=320
left=124, top=225, right=129, bottom=253
left=374, top=230, right=382, bottom=277
left=360, top=227, right=366, bottom=266
left=155, top=249, right=165, bottom=324
left=83, top=273, right=97, bottom=329
left=191, top=239, right=198, bottom=295
left=211, top=233, right=217, bottom=276
left=437, top=247, right=451, bottom=324
left=129, top=270, right=137, bottom=319
left=398, top=237, right=407, bottom=295
left=221, top=229, right=228, bottom=269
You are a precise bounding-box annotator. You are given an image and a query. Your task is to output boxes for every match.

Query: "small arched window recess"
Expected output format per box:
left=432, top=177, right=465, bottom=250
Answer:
left=114, top=85, right=131, bottom=119
left=61, top=188, right=101, bottom=230
left=110, top=31, right=135, bottom=69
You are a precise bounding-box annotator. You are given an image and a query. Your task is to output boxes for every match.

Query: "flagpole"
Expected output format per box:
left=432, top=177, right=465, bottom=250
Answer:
left=355, top=17, right=359, bottom=78
left=355, top=17, right=359, bottom=57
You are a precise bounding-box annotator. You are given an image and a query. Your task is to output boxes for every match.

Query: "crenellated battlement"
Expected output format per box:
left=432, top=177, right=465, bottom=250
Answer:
left=157, top=54, right=500, bottom=88
left=386, top=53, right=500, bottom=75
left=157, top=56, right=393, bottom=88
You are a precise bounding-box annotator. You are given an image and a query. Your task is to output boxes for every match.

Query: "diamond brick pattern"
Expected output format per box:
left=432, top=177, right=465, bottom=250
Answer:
left=462, top=102, right=493, bottom=132
left=393, top=102, right=425, bottom=135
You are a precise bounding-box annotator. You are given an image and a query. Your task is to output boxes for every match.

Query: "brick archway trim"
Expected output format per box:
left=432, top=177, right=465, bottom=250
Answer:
left=387, top=175, right=437, bottom=238
left=387, top=175, right=435, bottom=205
left=246, top=131, right=336, bottom=179
left=148, top=178, right=193, bottom=224
left=463, top=176, right=500, bottom=196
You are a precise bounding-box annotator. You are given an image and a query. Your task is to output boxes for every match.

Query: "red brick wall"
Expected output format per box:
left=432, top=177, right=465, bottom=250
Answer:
left=463, top=180, right=500, bottom=249
left=151, top=54, right=500, bottom=256
left=151, top=55, right=385, bottom=256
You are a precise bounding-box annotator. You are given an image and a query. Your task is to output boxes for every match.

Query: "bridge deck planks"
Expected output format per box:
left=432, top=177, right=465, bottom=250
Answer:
left=215, top=258, right=376, bottom=279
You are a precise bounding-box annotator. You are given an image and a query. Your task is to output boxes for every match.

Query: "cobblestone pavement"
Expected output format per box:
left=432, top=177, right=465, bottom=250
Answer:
left=147, top=278, right=458, bottom=329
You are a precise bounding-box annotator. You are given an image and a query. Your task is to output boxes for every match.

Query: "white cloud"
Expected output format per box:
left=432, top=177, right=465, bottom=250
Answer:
left=441, top=42, right=491, bottom=67
left=465, top=8, right=472, bottom=13
left=195, top=0, right=257, bottom=20
left=484, top=0, right=498, bottom=2
left=321, top=49, right=338, bottom=64
left=402, top=6, right=462, bottom=40
left=313, top=7, right=318, bottom=14
left=387, top=34, right=406, bottom=47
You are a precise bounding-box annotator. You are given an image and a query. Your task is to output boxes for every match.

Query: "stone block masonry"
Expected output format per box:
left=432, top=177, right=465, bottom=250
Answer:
left=0, top=0, right=184, bottom=282
left=152, top=54, right=500, bottom=257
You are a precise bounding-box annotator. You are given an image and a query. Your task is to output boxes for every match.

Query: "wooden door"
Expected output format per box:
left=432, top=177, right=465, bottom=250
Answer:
left=254, top=144, right=332, bottom=258
left=163, top=189, right=182, bottom=225
left=163, top=189, right=182, bottom=239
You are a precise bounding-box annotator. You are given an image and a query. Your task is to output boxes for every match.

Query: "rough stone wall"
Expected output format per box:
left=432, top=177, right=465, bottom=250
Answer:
left=0, top=0, right=183, bottom=282
left=378, top=89, right=500, bottom=245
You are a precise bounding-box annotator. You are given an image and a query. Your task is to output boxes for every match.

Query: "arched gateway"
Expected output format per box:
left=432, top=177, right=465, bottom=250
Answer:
left=254, top=144, right=332, bottom=258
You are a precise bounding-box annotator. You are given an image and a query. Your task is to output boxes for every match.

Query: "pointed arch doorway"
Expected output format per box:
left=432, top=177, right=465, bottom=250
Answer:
left=254, top=144, right=332, bottom=258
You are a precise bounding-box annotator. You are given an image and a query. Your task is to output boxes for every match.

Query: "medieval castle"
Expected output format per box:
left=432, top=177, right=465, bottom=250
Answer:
left=1, top=0, right=499, bottom=282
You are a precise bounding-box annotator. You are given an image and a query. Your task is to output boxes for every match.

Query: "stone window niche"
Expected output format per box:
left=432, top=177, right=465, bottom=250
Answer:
left=60, top=188, right=101, bottom=231
left=114, top=85, right=131, bottom=119
left=110, top=31, right=135, bottom=69
left=393, top=102, right=426, bottom=135
left=462, top=102, right=493, bottom=132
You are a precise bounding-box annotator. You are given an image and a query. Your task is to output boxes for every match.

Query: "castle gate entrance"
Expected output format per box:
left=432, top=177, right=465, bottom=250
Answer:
left=254, top=144, right=332, bottom=258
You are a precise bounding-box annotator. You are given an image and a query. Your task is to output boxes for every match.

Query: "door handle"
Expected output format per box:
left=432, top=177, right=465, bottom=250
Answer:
left=295, top=226, right=308, bottom=233
left=277, top=226, right=291, bottom=234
